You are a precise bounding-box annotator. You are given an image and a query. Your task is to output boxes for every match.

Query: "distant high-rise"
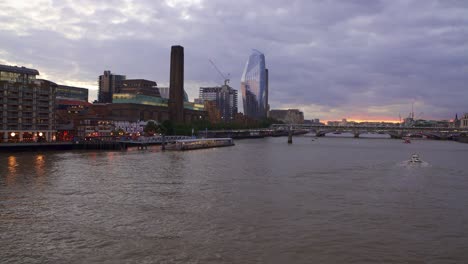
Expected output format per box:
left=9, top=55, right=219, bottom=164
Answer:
left=169, top=45, right=184, bottom=123
left=198, top=85, right=238, bottom=121
left=241, top=50, right=268, bottom=119
left=98, top=71, right=126, bottom=103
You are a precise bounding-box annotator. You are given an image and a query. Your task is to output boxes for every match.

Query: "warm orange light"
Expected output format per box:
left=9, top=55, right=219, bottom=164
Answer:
left=322, top=118, right=401, bottom=123
left=6, top=156, right=18, bottom=185
left=8, top=156, right=17, bottom=171
left=347, top=119, right=400, bottom=123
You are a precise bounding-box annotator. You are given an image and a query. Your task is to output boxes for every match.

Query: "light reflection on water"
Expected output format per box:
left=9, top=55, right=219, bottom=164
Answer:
left=1, top=137, right=468, bottom=263
left=6, top=156, right=17, bottom=185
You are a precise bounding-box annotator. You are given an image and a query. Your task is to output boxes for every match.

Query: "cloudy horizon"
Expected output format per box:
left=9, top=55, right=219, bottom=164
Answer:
left=1, top=0, right=467, bottom=122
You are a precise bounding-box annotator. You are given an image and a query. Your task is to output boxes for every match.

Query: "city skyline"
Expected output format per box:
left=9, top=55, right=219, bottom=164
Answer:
left=0, top=0, right=467, bottom=121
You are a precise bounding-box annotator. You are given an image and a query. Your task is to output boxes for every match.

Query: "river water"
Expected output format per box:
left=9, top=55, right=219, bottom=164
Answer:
left=1, top=136, right=468, bottom=263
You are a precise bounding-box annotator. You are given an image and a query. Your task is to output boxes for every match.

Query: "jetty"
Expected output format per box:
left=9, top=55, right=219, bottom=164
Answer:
left=167, top=138, right=234, bottom=151
left=0, top=136, right=193, bottom=152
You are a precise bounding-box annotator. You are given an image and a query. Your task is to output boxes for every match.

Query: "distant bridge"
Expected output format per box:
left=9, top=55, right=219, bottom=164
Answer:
left=271, top=124, right=467, bottom=139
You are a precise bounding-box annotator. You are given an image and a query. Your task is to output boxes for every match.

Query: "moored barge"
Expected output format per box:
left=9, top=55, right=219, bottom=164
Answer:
left=170, top=138, right=234, bottom=150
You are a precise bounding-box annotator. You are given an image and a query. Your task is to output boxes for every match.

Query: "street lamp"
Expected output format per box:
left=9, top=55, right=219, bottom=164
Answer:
left=10, top=132, right=15, bottom=137
left=38, top=132, right=43, bottom=137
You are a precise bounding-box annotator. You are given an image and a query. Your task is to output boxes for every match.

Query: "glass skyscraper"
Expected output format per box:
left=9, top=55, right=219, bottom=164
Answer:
left=241, top=49, right=268, bottom=119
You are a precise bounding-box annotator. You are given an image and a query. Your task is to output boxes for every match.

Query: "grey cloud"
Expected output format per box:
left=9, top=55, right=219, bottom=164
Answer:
left=0, top=0, right=467, bottom=120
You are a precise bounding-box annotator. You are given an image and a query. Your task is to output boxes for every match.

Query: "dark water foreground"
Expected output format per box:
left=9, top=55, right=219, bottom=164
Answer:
left=1, top=137, right=468, bottom=263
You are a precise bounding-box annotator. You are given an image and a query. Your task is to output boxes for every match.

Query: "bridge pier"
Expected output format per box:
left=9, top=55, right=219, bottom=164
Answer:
left=161, top=135, right=166, bottom=151
left=315, top=130, right=326, bottom=137
left=389, top=131, right=405, bottom=139
left=353, top=131, right=360, bottom=138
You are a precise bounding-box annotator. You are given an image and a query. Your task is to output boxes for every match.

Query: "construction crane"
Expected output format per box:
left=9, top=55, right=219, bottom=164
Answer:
left=208, top=59, right=230, bottom=86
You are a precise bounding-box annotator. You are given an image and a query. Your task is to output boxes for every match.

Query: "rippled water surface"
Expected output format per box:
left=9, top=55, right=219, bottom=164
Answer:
left=1, top=137, right=468, bottom=263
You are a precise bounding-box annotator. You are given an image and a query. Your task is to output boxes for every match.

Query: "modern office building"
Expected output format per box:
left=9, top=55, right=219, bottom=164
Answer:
left=241, top=49, right=269, bottom=119
left=56, top=85, right=89, bottom=102
left=0, top=64, right=56, bottom=142
left=198, top=85, right=238, bottom=121
left=269, top=109, right=304, bottom=124
left=98, top=70, right=126, bottom=103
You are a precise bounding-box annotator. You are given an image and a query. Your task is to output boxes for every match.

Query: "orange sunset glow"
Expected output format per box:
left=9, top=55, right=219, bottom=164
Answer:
left=322, top=117, right=401, bottom=123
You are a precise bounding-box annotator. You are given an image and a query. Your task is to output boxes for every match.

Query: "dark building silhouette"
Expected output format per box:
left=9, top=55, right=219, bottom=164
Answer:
left=56, top=85, right=89, bottom=102
left=119, top=79, right=161, bottom=97
left=452, top=113, right=461, bottom=128
left=98, top=71, right=126, bottom=103
left=198, top=85, right=238, bottom=122
left=269, top=109, right=304, bottom=124
left=265, top=68, right=269, bottom=115
left=169, top=45, right=185, bottom=123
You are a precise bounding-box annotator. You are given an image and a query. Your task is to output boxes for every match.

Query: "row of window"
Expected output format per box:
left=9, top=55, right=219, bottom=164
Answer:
left=0, top=72, right=36, bottom=83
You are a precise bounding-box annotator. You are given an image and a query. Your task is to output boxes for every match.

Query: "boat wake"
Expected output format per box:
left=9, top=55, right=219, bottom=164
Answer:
left=397, top=160, right=431, bottom=168
left=397, top=154, right=430, bottom=168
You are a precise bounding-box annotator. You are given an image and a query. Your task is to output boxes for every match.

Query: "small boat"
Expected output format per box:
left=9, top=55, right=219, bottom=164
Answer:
left=409, top=154, right=422, bottom=163
left=403, top=138, right=411, bottom=144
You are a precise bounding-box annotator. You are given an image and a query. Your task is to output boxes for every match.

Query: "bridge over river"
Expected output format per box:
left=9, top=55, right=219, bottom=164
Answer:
left=271, top=124, right=468, bottom=139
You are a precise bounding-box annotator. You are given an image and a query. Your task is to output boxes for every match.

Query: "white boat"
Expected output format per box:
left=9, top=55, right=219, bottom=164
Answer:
left=409, top=154, right=422, bottom=163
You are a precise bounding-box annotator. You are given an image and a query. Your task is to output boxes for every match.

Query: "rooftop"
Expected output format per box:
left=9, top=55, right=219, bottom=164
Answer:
left=0, top=64, right=40, bottom=75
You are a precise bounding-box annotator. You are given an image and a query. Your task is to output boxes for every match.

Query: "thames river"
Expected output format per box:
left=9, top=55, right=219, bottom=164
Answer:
left=1, top=136, right=468, bottom=263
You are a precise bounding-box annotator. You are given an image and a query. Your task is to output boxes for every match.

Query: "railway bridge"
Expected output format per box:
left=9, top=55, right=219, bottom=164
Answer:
left=271, top=124, right=467, bottom=139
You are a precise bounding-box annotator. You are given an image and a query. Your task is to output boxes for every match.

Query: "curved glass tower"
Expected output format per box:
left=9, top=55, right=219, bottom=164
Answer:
left=241, top=49, right=268, bottom=119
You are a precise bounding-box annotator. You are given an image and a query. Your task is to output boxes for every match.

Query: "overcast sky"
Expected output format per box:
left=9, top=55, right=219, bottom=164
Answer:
left=1, top=0, right=467, bottom=121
